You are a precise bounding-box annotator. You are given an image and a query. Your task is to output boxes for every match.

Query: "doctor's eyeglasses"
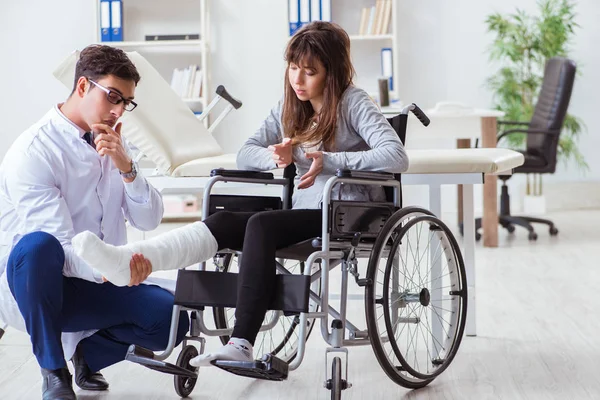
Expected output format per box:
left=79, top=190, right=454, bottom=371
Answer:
left=89, top=79, right=138, bottom=112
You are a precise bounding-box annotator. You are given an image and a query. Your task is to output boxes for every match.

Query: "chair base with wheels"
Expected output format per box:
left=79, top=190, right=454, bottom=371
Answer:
left=472, top=176, right=559, bottom=241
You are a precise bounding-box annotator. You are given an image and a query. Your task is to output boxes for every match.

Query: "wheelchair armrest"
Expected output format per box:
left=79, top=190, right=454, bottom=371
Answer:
left=210, top=168, right=274, bottom=180
left=336, top=169, right=396, bottom=181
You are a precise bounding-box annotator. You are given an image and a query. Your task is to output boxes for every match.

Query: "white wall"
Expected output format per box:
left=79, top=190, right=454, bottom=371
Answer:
left=0, top=0, right=95, bottom=154
left=1, top=0, right=598, bottom=211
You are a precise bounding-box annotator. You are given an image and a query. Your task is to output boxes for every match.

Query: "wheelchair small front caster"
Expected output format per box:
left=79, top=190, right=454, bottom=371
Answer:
left=174, top=345, right=199, bottom=398
left=326, top=357, right=350, bottom=400
left=528, top=232, right=538, bottom=241
left=549, top=226, right=559, bottom=236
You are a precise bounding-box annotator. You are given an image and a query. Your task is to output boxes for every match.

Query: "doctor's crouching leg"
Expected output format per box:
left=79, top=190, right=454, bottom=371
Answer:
left=6, top=232, right=76, bottom=399
left=6, top=231, right=189, bottom=400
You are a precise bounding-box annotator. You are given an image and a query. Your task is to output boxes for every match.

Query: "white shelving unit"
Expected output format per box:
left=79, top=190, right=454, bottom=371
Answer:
left=291, top=0, right=400, bottom=103
left=92, top=0, right=211, bottom=115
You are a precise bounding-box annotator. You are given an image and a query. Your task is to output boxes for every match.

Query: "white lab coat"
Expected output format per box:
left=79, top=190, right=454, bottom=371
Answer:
left=0, top=105, right=164, bottom=361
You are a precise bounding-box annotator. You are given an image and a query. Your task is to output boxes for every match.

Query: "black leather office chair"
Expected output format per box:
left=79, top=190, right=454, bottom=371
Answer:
left=476, top=57, right=577, bottom=241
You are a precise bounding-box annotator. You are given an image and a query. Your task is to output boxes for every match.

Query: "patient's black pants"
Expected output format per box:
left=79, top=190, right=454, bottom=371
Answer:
left=204, top=209, right=321, bottom=345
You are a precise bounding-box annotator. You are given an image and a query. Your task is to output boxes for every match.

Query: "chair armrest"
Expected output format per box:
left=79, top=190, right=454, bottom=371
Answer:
left=497, top=120, right=531, bottom=127
left=210, top=168, right=274, bottom=180
left=336, top=169, right=396, bottom=181
left=497, top=128, right=558, bottom=142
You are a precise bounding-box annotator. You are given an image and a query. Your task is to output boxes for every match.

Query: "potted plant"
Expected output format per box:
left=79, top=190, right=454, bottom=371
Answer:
left=485, top=0, right=586, bottom=213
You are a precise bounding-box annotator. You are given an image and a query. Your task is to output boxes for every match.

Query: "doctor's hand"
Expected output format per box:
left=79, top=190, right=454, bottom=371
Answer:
left=268, top=137, right=293, bottom=168
left=91, top=122, right=133, bottom=174
left=128, top=253, right=152, bottom=286
left=101, top=254, right=151, bottom=285
left=298, top=151, right=323, bottom=189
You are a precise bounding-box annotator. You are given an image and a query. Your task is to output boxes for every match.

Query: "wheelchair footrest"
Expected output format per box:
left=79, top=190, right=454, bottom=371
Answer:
left=125, top=345, right=197, bottom=379
left=212, top=354, right=288, bottom=381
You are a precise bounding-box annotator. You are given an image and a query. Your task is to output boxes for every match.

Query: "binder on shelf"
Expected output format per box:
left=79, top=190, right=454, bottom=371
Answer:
left=321, top=0, right=331, bottom=21
left=100, top=0, right=111, bottom=42
left=289, top=0, right=300, bottom=36
left=310, top=0, right=320, bottom=21
left=299, top=0, right=310, bottom=28
left=381, top=47, right=393, bottom=91
left=309, top=0, right=331, bottom=22
left=110, top=0, right=123, bottom=42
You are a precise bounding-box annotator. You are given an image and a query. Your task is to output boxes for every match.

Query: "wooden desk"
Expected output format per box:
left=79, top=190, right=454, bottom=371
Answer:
left=382, top=107, right=505, bottom=248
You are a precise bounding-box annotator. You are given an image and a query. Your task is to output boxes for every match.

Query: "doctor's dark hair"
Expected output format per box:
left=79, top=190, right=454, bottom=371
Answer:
left=71, top=45, right=140, bottom=93
left=282, top=21, right=355, bottom=151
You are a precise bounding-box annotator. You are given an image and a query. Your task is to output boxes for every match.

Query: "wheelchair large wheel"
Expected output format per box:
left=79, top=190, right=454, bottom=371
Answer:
left=365, top=206, right=467, bottom=388
left=212, top=253, right=321, bottom=363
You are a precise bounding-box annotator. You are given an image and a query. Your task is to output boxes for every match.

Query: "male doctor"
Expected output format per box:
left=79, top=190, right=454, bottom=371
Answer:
left=0, top=45, right=189, bottom=400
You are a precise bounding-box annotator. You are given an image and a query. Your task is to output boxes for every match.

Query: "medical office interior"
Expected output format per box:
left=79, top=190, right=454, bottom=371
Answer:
left=0, top=0, right=598, bottom=399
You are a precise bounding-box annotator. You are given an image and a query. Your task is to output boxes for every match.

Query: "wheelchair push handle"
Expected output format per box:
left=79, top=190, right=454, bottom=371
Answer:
left=402, top=103, right=430, bottom=127
left=216, top=85, right=243, bottom=109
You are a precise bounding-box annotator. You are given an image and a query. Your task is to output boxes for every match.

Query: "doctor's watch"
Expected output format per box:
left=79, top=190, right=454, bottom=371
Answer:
left=119, top=161, right=138, bottom=180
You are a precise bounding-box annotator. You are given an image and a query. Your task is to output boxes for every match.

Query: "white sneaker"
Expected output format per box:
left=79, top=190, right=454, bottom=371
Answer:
left=189, top=338, right=253, bottom=367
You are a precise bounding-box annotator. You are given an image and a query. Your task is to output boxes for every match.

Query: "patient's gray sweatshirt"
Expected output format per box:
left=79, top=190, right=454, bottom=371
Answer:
left=237, top=86, right=409, bottom=209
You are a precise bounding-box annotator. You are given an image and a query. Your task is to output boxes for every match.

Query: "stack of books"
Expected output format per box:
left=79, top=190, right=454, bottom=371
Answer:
left=358, top=0, right=392, bottom=36
left=170, top=65, right=203, bottom=99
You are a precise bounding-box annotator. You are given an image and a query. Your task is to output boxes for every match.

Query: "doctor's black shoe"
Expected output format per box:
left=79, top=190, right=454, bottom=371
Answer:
left=41, top=367, right=77, bottom=400
left=71, top=346, right=109, bottom=391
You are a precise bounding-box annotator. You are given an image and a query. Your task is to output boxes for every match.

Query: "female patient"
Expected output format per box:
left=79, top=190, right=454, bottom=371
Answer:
left=73, top=21, right=408, bottom=366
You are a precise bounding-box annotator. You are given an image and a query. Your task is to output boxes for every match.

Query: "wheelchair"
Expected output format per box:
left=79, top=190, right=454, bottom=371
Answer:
left=125, top=104, right=468, bottom=399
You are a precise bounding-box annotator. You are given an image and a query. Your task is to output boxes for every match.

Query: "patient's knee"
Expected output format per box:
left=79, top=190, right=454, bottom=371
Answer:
left=247, top=212, right=279, bottom=233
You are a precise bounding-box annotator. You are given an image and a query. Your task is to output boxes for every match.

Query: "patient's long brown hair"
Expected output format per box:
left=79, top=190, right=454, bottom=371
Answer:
left=282, top=21, right=355, bottom=151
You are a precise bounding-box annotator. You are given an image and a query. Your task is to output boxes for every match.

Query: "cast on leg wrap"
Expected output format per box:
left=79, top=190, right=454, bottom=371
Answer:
left=72, top=222, right=218, bottom=286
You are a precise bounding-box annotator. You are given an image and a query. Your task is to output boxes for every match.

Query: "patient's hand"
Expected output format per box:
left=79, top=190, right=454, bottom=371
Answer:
left=298, top=151, right=323, bottom=189
left=268, top=138, right=293, bottom=168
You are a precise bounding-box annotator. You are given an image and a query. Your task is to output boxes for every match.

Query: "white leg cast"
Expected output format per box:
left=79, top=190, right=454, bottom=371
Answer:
left=72, top=222, right=218, bottom=286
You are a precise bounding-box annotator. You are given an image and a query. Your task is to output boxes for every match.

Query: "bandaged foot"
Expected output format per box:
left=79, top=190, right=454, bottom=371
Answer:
left=189, top=337, right=253, bottom=367
left=72, top=222, right=218, bottom=286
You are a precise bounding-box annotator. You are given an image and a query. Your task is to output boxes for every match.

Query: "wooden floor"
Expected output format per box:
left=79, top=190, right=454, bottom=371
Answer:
left=1, top=210, right=598, bottom=400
